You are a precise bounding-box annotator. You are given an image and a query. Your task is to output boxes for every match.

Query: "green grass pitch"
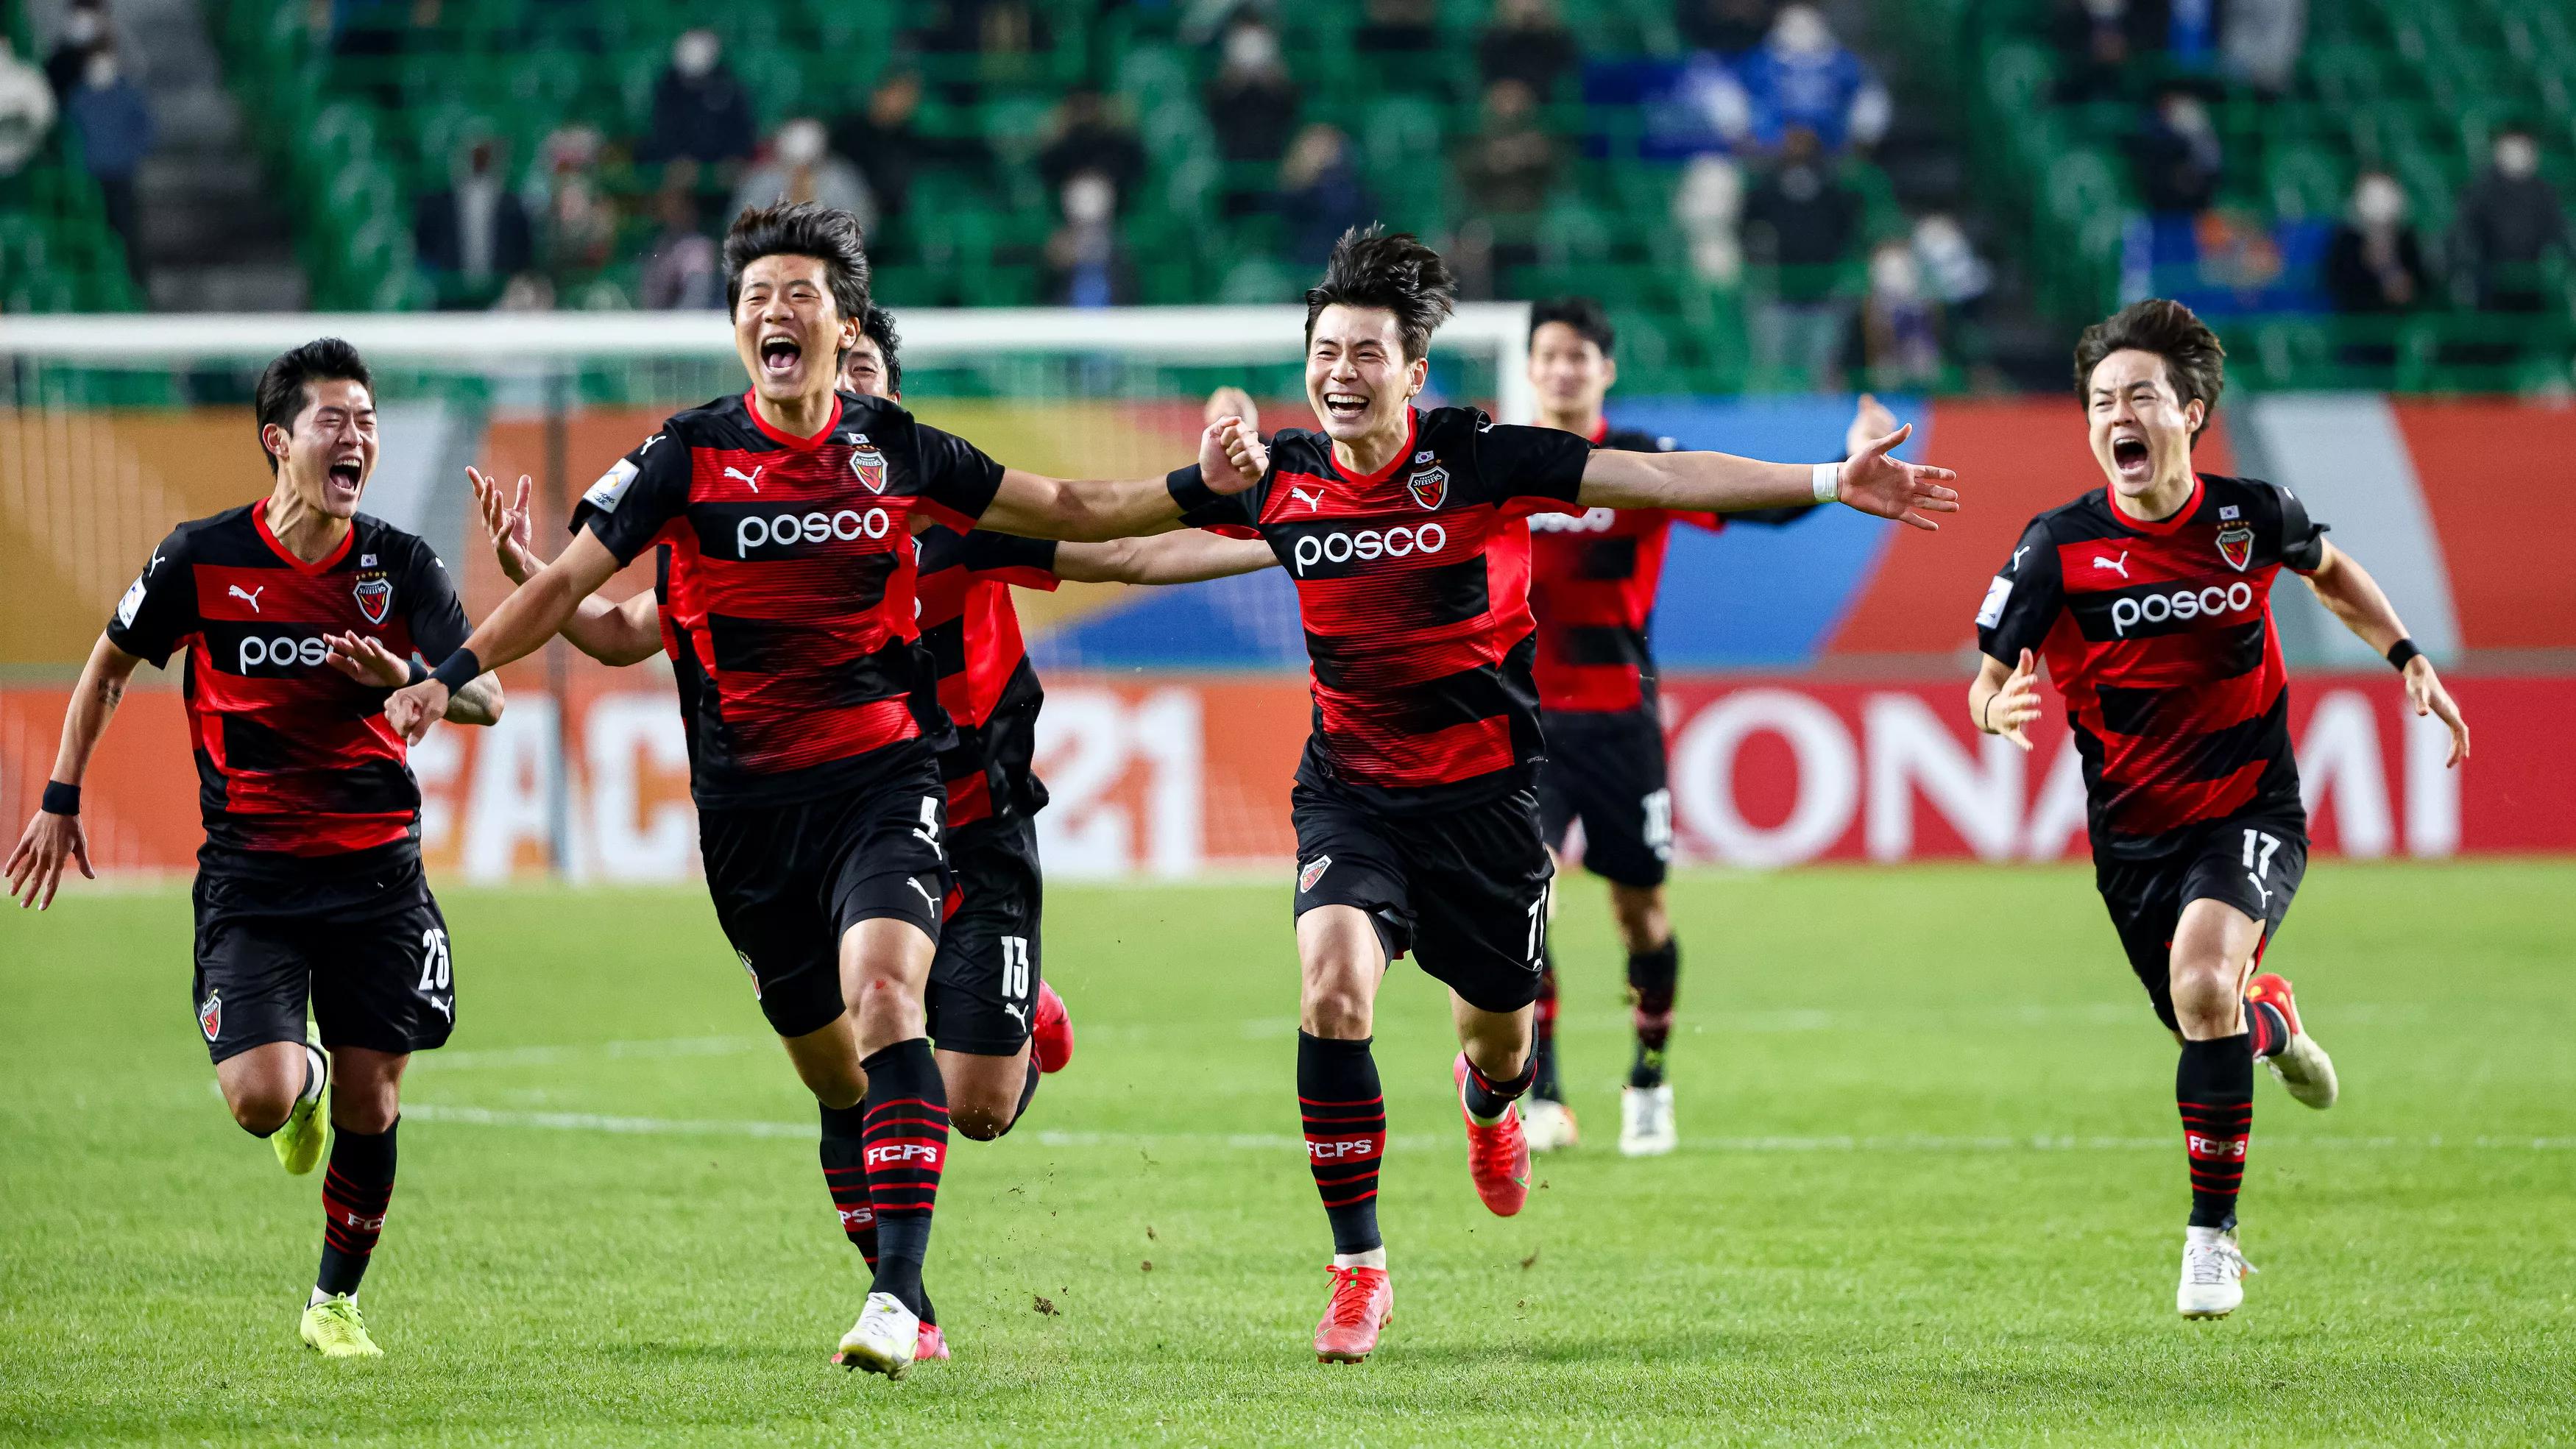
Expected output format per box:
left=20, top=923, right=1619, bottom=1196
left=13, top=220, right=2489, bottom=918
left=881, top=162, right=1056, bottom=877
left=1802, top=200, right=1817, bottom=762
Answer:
left=4, top=860, right=2572, bottom=1445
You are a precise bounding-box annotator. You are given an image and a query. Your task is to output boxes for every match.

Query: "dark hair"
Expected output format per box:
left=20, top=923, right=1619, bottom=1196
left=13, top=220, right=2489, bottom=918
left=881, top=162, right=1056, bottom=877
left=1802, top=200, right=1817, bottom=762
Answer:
left=1304, top=224, right=1456, bottom=361
left=252, top=338, right=372, bottom=475
left=857, top=302, right=902, bottom=395
left=723, top=200, right=871, bottom=323
left=1529, top=296, right=1615, bottom=356
left=2073, top=298, right=2225, bottom=436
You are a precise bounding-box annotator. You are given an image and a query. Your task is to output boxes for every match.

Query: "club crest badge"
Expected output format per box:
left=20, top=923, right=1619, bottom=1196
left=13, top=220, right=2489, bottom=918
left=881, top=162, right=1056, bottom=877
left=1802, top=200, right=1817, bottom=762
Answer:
left=2215, top=524, right=2256, bottom=573
left=852, top=444, right=890, bottom=493
left=1405, top=464, right=1448, bottom=511
left=198, top=991, right=222, bottom=1041
left=1298, top=855, right=1332, bottom=893
left=353, top=571, right=393, bottom=626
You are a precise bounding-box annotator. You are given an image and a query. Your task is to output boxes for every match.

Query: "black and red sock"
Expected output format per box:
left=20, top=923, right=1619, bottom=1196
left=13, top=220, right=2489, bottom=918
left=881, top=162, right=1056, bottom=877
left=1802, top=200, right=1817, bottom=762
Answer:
left=2246, top=997, right=2291, bottom=1060
left=1298, top=1031, right=1385, bottom=1256
left=1627, top=938, right=1680, bottom=1089
left=316, top=1119, right=396, bottom=1298
left=2178, top=1034, right=2254, bottom=1230
left=1460, top=1050, right=1537, bottom=1123
left=860, top=1040, right=948, bottom=1316
left=1531, top=943, right=1562, bottom=1101
left=820, top=1101, right=877, bottom=1261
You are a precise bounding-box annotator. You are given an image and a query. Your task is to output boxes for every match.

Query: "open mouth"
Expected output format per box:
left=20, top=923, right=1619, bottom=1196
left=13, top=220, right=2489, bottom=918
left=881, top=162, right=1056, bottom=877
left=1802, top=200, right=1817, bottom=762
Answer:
left=327, top=459, right=364, bottom=497
left=759, top=335, right=803, bottom=378
left=2111, top=435, right=2151, bottom=473
left=1323, top=392, right=1368, bottom=424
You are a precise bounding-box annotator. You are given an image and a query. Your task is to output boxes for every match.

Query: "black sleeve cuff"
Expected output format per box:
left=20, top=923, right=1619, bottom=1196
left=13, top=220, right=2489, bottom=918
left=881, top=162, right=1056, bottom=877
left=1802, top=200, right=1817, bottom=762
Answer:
left=1167, top=465, right=1221, bottom=517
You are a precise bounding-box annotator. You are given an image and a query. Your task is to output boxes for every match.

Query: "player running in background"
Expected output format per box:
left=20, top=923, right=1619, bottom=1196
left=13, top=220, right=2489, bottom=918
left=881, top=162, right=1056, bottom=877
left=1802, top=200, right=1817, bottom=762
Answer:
left=1162, top=226, right=1958, bottom=1364
left=383, top=202, right=1264, bottom=1378
left=4, top=340, right=504, bottom=1359
left=1967, top=299, right=2469, bottom=1319
left=1518, top=297, right=1894, bottom=1157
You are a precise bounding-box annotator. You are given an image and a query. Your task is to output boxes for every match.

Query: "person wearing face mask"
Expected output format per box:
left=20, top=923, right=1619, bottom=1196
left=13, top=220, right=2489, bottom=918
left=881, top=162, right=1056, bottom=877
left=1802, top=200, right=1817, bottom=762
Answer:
left=1035, top=89, right=1143, bottom=215
left=733, top=118, right=876, bottom=235
left=1206, top=15, right=1301, bottom=213
left=1728, top=4, right=1890, bottom=154
left=66, top=39, right=152, bottom=278
left=2131, top=86, right=2222, bottom=217
left=413, top=133, right=534, bottom=310
left=1042, top=169, right=1129, bottom=307
left=2453, top=127, right=2569, bottom=316
left=644, top=28, right=757, bottom=175
left=2323, top=171, right=2428, bottom=369
left=45, top=0, right=107, bottom=104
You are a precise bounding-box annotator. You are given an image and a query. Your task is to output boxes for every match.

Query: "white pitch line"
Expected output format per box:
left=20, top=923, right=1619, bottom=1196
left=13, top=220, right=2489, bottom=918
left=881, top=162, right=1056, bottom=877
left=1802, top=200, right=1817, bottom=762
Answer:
left=398, top=1105, right=2576, bottom=1155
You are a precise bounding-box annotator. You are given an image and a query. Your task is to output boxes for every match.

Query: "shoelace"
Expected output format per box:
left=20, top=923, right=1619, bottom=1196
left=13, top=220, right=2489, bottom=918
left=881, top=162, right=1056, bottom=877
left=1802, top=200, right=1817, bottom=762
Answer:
left=2185, top=1239, right=2257, bottom=1285
left=1465, top=1113, right=1522, bottom=1180
left=1323, top=1266, right=1378, bottom=1326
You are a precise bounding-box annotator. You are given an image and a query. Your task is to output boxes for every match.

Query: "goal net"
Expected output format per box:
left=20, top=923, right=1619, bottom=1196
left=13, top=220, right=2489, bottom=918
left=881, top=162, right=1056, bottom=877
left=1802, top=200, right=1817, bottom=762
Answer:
left=0, top=305, right=1532, bottom=882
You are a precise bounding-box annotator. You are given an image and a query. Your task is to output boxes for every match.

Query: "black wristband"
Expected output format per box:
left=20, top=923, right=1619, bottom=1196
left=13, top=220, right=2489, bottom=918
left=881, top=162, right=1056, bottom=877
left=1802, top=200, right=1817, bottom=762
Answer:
left=1166, top=465, right=1220, bottom=517
left=2386, top=638, right=2423, bottom=673
left=429, top=648, right=481, bottom=693
left=40, top=781, right=80, bottom=816
left=406, top=657, right=429, bottom=687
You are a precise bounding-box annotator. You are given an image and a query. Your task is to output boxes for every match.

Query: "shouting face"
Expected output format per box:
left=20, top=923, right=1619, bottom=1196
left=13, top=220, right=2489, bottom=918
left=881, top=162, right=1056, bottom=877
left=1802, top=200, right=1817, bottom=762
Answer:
left=267, top=377, right=378, bottom=520
left=734, top=252, right=858, bottom=408
left=2085, top=347, right=2203, bottom=502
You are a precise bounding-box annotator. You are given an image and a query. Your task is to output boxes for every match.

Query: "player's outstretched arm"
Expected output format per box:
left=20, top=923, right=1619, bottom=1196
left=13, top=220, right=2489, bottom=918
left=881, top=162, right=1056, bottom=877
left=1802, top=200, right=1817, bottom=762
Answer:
left=1578, top=422, right=1959, bottom=530
left=5, top=634, right=142, bottom=908
left=1054, top=531, right=1278, bottom=585
left=470, top=469, right=662, bottom=667
left=321, top=635, right=506, bottom=725
left=1968, top=648, right=2042, bottom=753
left=974, top=418, right=1269, bottom=542
left=383, top=527, right=623, bottom=743
left=2302, top=541, right=2470, bottom=765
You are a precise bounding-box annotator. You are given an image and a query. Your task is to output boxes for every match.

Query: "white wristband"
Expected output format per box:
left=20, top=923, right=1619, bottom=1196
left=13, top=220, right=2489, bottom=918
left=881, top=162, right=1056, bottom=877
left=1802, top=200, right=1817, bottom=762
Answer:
left=1811, top=461, right=1841, bottom=505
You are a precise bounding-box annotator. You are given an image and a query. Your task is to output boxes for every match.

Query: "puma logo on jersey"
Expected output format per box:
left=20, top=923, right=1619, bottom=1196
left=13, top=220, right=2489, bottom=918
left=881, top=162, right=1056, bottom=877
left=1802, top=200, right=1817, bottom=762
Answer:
left=426, top=995, right=454, bottom=1021
left=1290, top=485, right=1324, bottom=511
left=1001, top=1002, right=1030, bottom=1028
left=2011, top=545, right=2030, bottom=570
left=907, top=876, right=940, bottom=914
left=2093, top=551, right=2131, bottom=578
left=2246, top=874, right=2272, bottom=908
left=724, top=465, right=765, bottom=492
left=228, top=584, right=264, bottom=612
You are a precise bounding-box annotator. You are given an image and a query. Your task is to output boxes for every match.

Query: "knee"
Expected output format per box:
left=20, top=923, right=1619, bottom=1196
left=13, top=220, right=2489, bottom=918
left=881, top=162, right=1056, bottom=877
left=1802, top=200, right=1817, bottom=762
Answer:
left=2168, top=957, right=2239, bottom=1028
left=800, top=1063, right=866, bottom=1112
left=1302, top=978, right=1373, bottom=1038
left=333, top=1088, right=401, bottom=1136
left=226, top=1087, right=295, bottom=1136
left=952, top=1105, right=1012, bottom=1141
left=1609, top=888, right=1669, bottom=953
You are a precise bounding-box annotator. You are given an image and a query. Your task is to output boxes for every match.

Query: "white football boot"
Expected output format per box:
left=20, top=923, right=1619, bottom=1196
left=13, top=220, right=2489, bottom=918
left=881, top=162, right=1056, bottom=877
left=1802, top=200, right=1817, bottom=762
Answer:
left=1618, top=1084, right=1677, bottom=1157
left=2176, top=1226, right=2255, bottom=1319
left=2247, top=974, right=2338, bottom=1110
left=833, top=1292, right=919, bottom=1377
left=1522, top=1097, right=1580, bottom=1152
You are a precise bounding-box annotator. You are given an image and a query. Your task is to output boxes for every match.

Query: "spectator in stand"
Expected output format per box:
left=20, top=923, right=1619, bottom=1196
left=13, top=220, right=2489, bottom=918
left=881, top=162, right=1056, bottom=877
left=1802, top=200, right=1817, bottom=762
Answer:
left=0, top=37, right=57, bottom=180
left=529, top=124, right=616, bottom=284
left=1742, top=124, right=1861, bottom=386
left=732, top=118, right=876, bottom=233
left=1452, top=77, right=1560, bottom=295
left=1043, top=169, right=1131, bottom=308
left=44, top=0, right=107, bottom=104
left=1479, top=0, right=1577, bottom=101
left=326, top=0, right=437, bottom=110
left=1910, top=211, right=1992, bottom=327
left=1678, top=0, right=1775, bottom=59
left=1858, top=238, right=1940, bottom=388
left=414, top=131, right=533, bottom=310
left=2221, top=0, right=2304, bottom=98
left=1355, top=0, right=1441, bottom=55
left=66, top=40, right=150, bottom=281
left=2051, top=0, right=2159, bottom=103
left=2324, top=171, right=2428, bottom=371
left=2130, top=86, right=2222, bottom=217
left=1037, top=89, right=1144, bottom=213
left=833, top=68, right=988, bottom=223
left=1277, top=124, right=1372, bottom=263
left=642, top=29, right=757, bottom=175
left=1725, top=4, right=1891, bottom=154
left=2453, top=125, right=2569, bottom=314
left=638, top=169, right=721, bottom=310
left=1672, top=153, right=1746, bottom=284
left=1205, top=17, right=1301, bottom=216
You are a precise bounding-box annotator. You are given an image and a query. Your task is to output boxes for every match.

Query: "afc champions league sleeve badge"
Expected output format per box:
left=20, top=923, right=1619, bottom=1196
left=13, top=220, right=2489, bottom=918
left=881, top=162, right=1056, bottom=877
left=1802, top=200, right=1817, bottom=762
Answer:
left=1404, top=451, right=1449, bottom=511
left=849, top=434, right=891, bottom=494
left=352, top=570, right=394, bottom=625
left=2215, top=523, right=2256, bottom=573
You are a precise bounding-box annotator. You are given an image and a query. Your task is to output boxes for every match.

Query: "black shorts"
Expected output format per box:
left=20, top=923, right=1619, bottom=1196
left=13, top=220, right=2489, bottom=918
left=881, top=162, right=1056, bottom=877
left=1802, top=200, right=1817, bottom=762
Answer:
left=191, top=857, right=453, bottom=1065
left=927, top=815, right=1045, bottom=1057
left=2095, top=813, right=2309, bottom=1031
left=1290, top=784, right=1554, bottom=1014
left=698, top=748, right=954, bottom=1040
left=1535, top=706, right=1674, bottom=888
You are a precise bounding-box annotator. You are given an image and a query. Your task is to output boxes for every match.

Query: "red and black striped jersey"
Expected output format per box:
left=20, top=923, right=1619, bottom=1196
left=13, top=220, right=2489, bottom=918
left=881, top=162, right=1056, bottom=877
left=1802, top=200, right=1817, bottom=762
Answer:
left=1529, top=423, right=1709, bottom=715
left=573, top=389, right=1002, bottom=807
left=1977, top=472, right=2329, bottom=857
left=913, top=526, right=1062, bottom=829
left=1178, top=405, right=1592, bottom=814
left=104, top=500, right=469, bottom=874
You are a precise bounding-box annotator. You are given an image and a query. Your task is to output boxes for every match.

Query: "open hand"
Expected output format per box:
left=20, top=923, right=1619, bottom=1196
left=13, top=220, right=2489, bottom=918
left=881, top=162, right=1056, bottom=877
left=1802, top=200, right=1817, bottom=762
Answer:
left=469, top=467, right=539, bottom=585
left=1834, top=423, right=1960, bottom=531
left=324, top=632, right=412, bottom=690
left=1200, top=416, right=1268, bottom=495
left=2404, top=656, right=2470, bottom=767
left=1986, top=648, right=2043, bottom=752
left=385, top=679, right=452, bottom=744
left=5, top=807, right=91, bottom=910
left=1844, top=392, right=1899, bottom=459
